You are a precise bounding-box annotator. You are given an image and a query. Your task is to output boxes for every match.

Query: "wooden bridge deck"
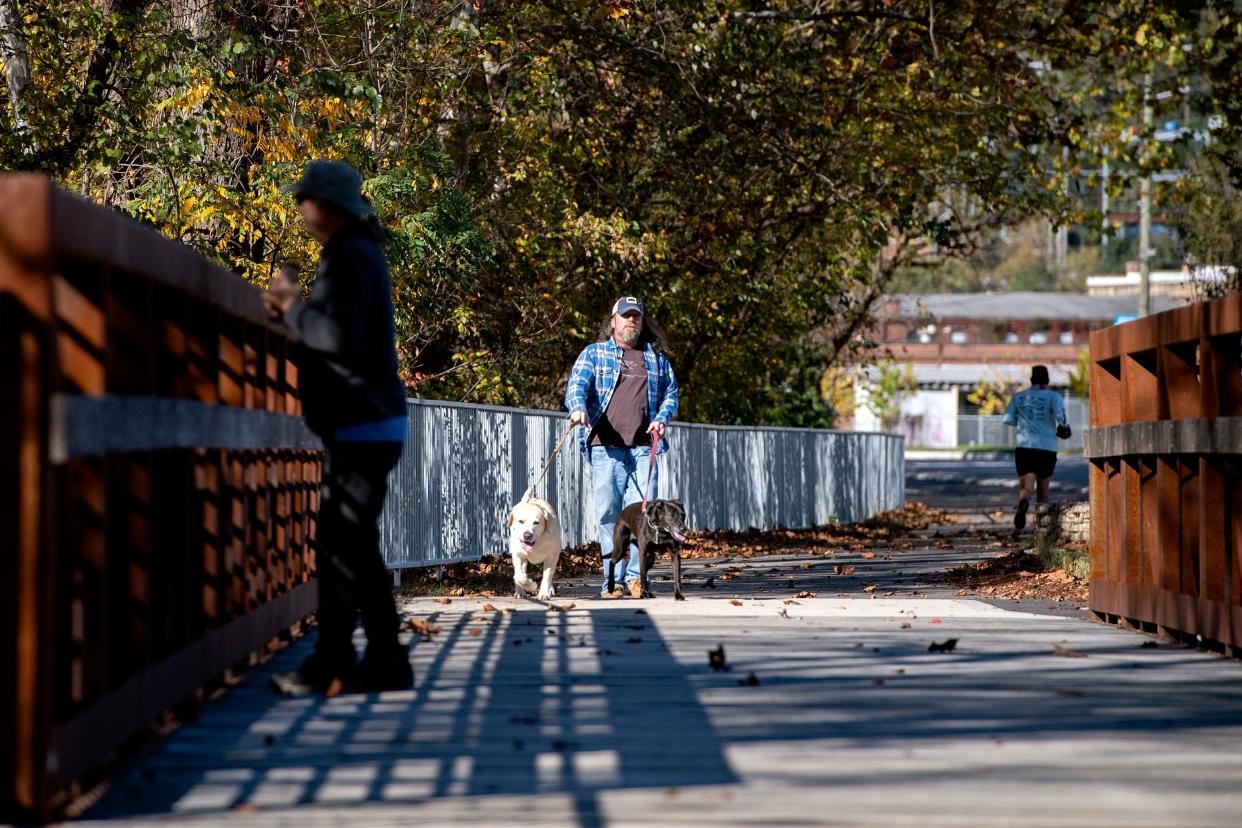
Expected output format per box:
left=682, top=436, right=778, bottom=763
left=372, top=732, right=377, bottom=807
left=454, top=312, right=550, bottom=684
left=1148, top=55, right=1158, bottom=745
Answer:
left=80, top=550, right=1242, bottom=827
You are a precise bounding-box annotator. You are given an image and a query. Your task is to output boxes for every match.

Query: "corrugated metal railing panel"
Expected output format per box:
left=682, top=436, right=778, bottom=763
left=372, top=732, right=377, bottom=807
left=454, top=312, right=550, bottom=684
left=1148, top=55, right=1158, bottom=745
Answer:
left=381, top=402, right=905, bottom=568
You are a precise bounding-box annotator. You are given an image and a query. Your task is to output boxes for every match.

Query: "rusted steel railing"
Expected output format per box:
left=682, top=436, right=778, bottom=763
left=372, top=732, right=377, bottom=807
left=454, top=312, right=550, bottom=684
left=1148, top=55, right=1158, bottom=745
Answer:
left=1085, top=295, right=1242, bottom=653
left=0, top=174, right=322, bottom=820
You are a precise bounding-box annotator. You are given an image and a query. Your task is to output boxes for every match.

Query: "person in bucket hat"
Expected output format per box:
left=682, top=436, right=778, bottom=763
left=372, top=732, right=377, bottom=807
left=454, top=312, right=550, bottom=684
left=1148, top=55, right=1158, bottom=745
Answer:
left=265, top=160, right=412, bottom=696
left=282, top=160, right=375, bottom=220
left=565, top=296, right=679, bottom=598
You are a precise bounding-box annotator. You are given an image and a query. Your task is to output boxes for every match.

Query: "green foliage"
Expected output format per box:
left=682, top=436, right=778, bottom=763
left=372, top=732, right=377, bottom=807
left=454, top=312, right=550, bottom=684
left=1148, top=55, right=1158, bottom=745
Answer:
left=1171, top=145, right=1242, bottom=297
left=1068, top=348, right=1092, bottom=398
left=5, top=1, right=1242, bottom=423
left=860, top=360, right=918, bottom=432
left=1035, top=541, right=1091, bottom=580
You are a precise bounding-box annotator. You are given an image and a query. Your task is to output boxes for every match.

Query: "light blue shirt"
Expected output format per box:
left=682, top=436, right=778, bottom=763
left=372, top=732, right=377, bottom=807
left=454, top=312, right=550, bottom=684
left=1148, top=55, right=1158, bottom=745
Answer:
left=1003, top=387, right=1068, bottom=452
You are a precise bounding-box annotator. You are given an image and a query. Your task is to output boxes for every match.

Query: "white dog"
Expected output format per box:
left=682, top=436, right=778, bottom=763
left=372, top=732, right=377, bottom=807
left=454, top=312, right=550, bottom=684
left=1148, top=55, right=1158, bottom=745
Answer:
left=506, top=497, right=562, bottom=600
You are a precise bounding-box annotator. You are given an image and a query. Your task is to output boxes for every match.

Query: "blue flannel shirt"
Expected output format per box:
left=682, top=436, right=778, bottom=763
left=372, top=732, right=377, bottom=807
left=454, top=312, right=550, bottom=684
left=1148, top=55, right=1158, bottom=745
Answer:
left=564, top=339, right=679, bottom=457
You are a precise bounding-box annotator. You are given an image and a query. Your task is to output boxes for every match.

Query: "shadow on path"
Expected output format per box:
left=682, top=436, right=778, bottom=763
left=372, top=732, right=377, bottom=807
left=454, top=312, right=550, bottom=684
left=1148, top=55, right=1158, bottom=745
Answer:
left=84, top=606, right=736, bottom=824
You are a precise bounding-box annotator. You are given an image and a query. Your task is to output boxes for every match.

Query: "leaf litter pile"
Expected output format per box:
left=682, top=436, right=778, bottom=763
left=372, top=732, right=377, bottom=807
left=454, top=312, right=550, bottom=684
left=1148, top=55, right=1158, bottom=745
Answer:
left=945, top=548, right=1088, bottom=602
left=679, top=502, right=953, bottom=560
left=393, top=502, right=1086, bottom=602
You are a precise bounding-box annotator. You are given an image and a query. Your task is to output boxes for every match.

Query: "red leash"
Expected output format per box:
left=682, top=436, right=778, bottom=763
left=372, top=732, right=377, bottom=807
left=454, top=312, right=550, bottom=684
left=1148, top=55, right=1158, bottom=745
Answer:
left=640, top=430, right=660, bottom=513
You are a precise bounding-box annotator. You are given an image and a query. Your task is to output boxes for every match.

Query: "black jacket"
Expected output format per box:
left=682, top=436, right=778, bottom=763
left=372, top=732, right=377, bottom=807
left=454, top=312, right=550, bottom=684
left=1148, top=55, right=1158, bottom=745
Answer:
left=284, top=225, right=407, bottom=438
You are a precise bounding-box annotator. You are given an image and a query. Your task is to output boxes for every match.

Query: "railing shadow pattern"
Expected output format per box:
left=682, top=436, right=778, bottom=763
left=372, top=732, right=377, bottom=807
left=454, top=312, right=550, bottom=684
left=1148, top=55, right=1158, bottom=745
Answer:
left=85, top=607, right=737, bottom=823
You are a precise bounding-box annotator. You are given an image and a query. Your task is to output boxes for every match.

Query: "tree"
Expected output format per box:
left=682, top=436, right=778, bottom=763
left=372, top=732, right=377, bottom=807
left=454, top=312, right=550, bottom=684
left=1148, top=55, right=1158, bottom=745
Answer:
left=1173, top=146, right=1242, bottom=297
left=859, top=360, right=918, bottom=433
left=7, top=1, right=1235, bottom=424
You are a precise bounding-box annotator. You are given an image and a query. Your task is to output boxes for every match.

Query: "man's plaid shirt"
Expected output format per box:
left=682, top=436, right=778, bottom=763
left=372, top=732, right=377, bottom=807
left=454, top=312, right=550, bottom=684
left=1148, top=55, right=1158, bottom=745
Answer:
left=564, top=339, right=679, bottom=457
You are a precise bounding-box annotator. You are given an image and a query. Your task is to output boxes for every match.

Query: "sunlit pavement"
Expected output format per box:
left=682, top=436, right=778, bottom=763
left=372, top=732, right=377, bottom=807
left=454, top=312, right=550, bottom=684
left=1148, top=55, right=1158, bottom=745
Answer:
left=82, top=555, right=1242, bottom=827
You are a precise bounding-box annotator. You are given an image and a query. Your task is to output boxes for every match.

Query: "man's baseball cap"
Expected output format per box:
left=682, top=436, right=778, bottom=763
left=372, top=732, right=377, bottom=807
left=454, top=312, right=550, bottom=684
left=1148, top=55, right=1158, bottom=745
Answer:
left=611, top=296, right=644, bottom=316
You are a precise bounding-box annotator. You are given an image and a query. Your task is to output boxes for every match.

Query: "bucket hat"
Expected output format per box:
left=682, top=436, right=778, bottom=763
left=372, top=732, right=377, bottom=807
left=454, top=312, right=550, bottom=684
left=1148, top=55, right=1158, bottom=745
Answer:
left=283, top=160, right=373, bottom=218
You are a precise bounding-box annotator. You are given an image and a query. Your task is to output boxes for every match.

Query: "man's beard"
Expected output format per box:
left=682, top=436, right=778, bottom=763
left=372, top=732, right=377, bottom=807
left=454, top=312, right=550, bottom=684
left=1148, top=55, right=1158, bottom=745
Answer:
left=617, top=327, right=640, bottom=344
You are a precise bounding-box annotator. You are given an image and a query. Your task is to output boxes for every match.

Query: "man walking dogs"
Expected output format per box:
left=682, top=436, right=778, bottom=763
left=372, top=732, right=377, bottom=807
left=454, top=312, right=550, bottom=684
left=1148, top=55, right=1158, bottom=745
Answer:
left=263, top=160, right=412, bottom=695
left=1004, top=365, right=1070, bottom=536
left=565, top=297, right=679, bottom=598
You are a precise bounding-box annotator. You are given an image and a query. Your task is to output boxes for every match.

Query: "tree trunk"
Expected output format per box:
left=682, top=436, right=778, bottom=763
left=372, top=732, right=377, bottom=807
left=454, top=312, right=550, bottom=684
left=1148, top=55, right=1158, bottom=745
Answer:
left=0, top=0, right=31, bottom=135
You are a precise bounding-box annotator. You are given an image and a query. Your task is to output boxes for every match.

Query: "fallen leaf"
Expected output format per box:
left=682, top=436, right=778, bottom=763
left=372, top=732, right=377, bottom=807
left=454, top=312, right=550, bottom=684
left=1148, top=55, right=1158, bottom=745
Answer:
left=929, top=618, right=942, bottom=624
left=434, top=597, right=451, bottom=605
left=482, top=603, right=497, bottom=612
left=708, top=645, right=729, bottom=671
left=862, top=584, right=878, bottom=593
left=794, top=590, right=816, bottom=598
left=928, top=638, right=958, bottom=653
left=467, top=628, right=482, bottom=637
left=703, top=576, right=716, bottom=589
left=665, top=787, right=681, bottom=797
left=547, top=602, right=576, bottom=612
left=1052, top=645, right=1086, bottom=658
left=450, top=587, right=466, bottom=596
left=738, top=671, right=760, bottom=686
left=1056, top=689, right=1086, bottom=697
left=777, top=607, right=789, bottom=618
left=900, top=622, right=912, bottom=629
left=783, top=599, right=801, bottom=605
left=834, top=565, right=855, bottom=575
left=860, top=551, right=876, bottom=559
left=798, top=563, right=812, bottom=570
left=729, top=599, right=743, bottom=606
left=409, top=619, right=443, bottom=638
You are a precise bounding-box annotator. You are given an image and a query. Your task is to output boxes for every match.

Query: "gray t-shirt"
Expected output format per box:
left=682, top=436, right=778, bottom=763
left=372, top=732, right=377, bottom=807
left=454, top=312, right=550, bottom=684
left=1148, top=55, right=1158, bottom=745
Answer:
left=591, top=347, right=648, bottom=447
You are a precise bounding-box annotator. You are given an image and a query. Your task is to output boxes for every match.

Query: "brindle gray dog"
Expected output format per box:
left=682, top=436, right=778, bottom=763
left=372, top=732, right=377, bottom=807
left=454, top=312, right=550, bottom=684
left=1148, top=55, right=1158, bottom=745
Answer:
left=607, top=499, right=689, bottom=600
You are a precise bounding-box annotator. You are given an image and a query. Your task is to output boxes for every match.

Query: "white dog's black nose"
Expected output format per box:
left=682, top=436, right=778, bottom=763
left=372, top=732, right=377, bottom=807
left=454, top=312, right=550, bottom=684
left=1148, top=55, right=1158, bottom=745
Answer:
left=522, top=532, right=535, bottom=543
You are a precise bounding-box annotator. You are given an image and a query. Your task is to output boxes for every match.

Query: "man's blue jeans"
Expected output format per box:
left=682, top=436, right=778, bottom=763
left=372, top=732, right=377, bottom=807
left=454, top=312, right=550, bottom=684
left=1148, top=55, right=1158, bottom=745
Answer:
left=589, top=444, right=657, bottom=592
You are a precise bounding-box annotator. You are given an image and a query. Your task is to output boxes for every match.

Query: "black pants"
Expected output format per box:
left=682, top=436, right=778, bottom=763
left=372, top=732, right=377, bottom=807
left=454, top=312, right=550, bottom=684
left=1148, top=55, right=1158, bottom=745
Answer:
left=313, top=440, right=403, bottom=676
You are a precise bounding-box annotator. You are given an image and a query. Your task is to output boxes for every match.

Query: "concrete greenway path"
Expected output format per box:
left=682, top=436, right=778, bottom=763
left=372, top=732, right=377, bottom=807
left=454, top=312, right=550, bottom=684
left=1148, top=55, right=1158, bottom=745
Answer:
left=82, top=543, right=1242, bottom=827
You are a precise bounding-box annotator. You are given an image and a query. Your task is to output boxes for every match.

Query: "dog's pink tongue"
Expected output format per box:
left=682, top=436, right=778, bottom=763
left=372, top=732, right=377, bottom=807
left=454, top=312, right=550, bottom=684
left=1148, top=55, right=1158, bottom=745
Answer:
left=671, top=530, right=686, bottom=541
left=521, top=541, right=534, bottom=552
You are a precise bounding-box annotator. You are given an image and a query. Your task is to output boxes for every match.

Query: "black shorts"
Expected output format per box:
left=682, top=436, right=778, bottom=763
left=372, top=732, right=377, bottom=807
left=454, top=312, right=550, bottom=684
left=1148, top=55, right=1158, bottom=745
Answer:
left=1015, top=448, right=1057, bottom=479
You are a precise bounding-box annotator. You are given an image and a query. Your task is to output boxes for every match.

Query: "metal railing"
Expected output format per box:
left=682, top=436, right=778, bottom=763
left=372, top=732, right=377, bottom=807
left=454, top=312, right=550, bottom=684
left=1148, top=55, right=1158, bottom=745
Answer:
left=1, top=173, right=908, bottom=818
left=1085, top=294, right=1242, bottom=652
left=381, top=401, right=906, bottom=568
left=956, top=397, right=1088, bottom=451
left=0, top=175, right=321, bottom=820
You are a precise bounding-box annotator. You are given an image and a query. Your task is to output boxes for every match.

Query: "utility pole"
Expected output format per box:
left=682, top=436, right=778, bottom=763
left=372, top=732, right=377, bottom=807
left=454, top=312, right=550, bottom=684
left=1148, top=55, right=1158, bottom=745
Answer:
left=1139, top=73, right=1153, bottom=318
left=1100, top=156, right=1110, bottom=248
